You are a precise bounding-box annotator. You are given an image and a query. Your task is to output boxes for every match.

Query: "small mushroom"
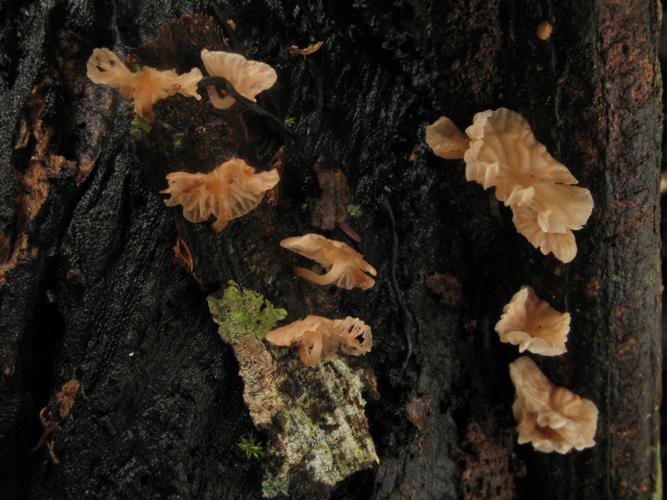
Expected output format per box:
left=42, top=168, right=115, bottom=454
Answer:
left=495, top=286, right=570, bottom=356
left=266, top=315, right=372, bottom=366
left=200, top=49, right=277, bottom=109
left=509, top=357, right=598, bottom=454
left=425, top=108, right=593, bottom=263
left=86, top=48, right=202, bottom=122
left=537, top=21, right=553, bottom=41
left=425, top=116, right=469, bottom=160
left=161, top=158, right=279, bottom=232
left=280, top=234, right=376, bottom=290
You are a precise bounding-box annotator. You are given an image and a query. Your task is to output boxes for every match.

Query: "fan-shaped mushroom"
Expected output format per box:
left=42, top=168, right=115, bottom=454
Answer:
left=266, top=315, right=372, bottom=366
left=87, top=48, right=202, bottom=122
left=201, top=49, right=277, bottom=109
left=509, top=356, right=598, bottom=454
left=280, top=234, right=376, bottom=290
left=161, top=158, right=279, bottom=232
left=425, top=108, right=593, bottom=263
left=495, top=286, right=570, bottom=356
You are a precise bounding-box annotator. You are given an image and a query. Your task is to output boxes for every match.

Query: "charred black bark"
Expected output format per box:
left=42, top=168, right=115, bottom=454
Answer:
left=0, top=1, right=661, bottom=499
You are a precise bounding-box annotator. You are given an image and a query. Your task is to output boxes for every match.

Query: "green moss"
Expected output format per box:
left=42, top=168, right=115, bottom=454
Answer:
left=237, top=437, right=264, bottom=459
left=130, top=116, right=151, bottom=139
left=653, top=442, right=662, bottom=500
left=208, top=281, right=286, bottom=342
left=283, top=116, right=296, bottom=127
left=347, top=204, right=363, bottom=218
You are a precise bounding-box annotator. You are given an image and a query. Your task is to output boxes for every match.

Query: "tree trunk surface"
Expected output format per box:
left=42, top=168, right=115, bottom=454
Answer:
left=0, top=1, right=661, bottom=499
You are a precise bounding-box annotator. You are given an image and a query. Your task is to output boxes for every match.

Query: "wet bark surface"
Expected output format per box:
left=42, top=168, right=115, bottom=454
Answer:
left=0, top=1, right=661, bottom=499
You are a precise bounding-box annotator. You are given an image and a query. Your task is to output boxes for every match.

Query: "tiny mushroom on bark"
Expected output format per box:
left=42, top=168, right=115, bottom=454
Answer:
left=495, top=286, right=570, bottom=356
left=509, top=356, right=598, bottom=454
left=425, top=108, right=593, bottom=263
left=161, top=157, right=279, bottom=232
left=280, top=234, right=377, bottom=290
left=266, top=315, right=372, bottom=367
left=200, top=49, right=277, bottom=109
left=86, top=48, right=202, bottom=122
left=425, top=116, right=470, bottom=160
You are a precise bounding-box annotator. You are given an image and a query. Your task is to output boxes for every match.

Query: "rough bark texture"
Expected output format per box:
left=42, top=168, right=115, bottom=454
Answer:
left=0, top=1, right=661, bottom=499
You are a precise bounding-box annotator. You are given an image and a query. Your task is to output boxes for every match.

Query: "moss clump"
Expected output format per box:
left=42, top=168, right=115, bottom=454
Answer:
left=347, top=203, right=363, bottom=218
left=237, top=437, right=264, bottom=459
left=208, top=281, right=286, bottom=342
left=130, top=116, right=151, bottom=139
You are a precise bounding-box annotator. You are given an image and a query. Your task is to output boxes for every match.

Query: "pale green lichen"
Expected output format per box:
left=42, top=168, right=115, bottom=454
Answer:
left=260, top=356, right=378, bottom=496
left=207, top=281, right=286, bottom=342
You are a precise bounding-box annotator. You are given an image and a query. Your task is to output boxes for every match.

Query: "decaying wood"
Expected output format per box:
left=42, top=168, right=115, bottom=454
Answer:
left=0, top=1, right=660, bottom=499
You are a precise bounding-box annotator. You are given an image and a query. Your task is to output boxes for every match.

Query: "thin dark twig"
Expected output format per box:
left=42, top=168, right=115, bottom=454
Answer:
left=197, top=76, right=311, bottom=167
left=381, top=194, right=414, bottom=371
left=306, top=58, right=325, bottom=120
left=211, top=1, right=244, bottom=53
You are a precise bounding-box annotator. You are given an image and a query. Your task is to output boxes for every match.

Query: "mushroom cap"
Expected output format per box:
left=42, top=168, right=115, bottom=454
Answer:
left=87, top=48, right=203, bottom=122
left=462, top=108, right=593, bottom=263
left=87, top=48, right=135, bottom=98
left=266, top=315, right=372, bottom=366
left=280, top=234, right=377, bottom=290
left=509, top=357, right=598, bottom=454
left=495, top=286, right=570, bottom=356
left=162, top=158, right=279, bottom=232
left=201, top=49, right=277, bottom=107
left=425, top=116, right=470, bottom=160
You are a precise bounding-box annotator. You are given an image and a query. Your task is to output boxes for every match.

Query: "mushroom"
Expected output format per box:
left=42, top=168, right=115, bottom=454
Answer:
left=266, top=315, right=372, bottom=366
left=161, top=158, right=279, bottom=232
left=280, top=234, right=376, bottom=290
left=86, top=48, right=202, bottom=122
left=200, top=49, right=277, bottom=109
left=425, top=116, right=469, bottom=160
left=425, top=108, right=593, bottom=263
left=495, top=286, right=570, bottom=356
left=509, top=356, right=598, bottom=454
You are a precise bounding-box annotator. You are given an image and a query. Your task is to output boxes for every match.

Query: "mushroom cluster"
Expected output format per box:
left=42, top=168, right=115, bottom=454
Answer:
left=426, top=108, right=593, bottom=263
left=426, top=110, right=599, bottom=453
left=87, top=48, right=202, bottom=122
left=87, top=46, right=375, bottom=366
left=87, top=47, right=277, bottom=121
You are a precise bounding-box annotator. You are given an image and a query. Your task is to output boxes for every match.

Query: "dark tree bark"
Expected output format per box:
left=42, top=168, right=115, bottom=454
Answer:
left=0, top=1, right=661, bottom=499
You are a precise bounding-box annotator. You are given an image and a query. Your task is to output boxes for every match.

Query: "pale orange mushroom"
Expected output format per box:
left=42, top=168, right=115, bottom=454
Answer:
left=495, top=286, right=570, bottom=356
left=425, top=108, right=593, bottom=263
left=280, top=234, right=376, bottom=290
left=86, top=48, right=202, bottom=122
left=509, top=357, right=598, bottom=454
left=266, top=315, right=372, bottom=366
left=161, top=158, right=279, bottom=232
left=200, top=49, right=277, bottom=109
left=425, top=116, right=469, bottom=160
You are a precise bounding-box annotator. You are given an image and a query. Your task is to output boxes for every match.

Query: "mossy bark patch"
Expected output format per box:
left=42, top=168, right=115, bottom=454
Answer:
left=208, top=283, right=377, bottom=497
